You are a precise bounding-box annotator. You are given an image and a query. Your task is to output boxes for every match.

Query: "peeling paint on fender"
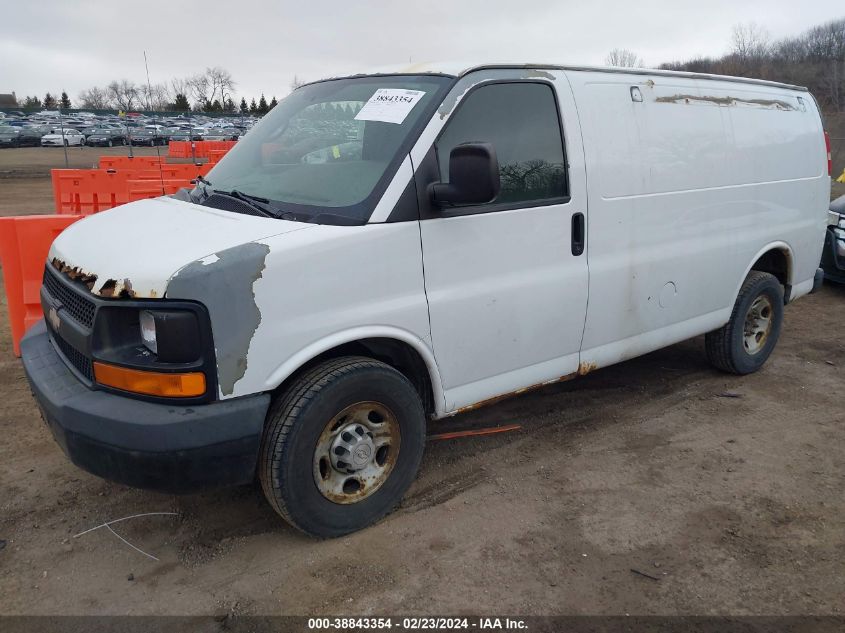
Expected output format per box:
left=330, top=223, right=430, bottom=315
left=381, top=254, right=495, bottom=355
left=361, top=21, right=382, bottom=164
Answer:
left=167, top=242, right=270, bottom=397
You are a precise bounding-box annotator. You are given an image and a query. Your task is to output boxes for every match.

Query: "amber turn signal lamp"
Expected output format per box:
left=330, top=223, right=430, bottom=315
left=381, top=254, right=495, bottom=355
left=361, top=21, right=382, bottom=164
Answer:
left=93, top=362, right=206, bottom=398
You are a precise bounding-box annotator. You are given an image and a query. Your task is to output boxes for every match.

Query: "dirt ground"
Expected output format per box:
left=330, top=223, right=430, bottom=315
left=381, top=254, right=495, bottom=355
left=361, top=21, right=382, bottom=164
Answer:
left=0, top=146, right=843, bottom=617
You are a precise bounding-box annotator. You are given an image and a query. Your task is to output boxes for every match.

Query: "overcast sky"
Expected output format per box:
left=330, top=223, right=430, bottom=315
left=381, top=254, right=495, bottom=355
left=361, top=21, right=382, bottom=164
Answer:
left=3, top=1, right=842, bottom=103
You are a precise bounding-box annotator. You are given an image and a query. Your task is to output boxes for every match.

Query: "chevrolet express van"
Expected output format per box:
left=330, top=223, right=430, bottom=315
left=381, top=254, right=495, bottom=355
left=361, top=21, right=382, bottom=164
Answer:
left=22, top=63, right=830, bottom=537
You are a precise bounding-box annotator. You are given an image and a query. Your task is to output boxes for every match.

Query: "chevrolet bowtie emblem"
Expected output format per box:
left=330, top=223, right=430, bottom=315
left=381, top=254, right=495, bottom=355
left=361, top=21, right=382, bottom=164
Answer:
left=48, top=306, right=61, bottom=331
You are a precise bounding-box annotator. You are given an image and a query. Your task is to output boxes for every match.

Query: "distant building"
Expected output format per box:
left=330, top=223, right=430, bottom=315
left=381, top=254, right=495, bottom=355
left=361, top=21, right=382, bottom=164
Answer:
left=0, top=92, right=17, bottom=107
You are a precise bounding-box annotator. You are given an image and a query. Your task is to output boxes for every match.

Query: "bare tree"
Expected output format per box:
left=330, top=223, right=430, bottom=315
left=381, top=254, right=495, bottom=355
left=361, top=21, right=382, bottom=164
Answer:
left=186, top=67, right=236, bottom=110
left=107, top=79, right=139, bottom=110
left=207, top=66, right=235, bottom=104
left=290, top=75, right=307, bottom=91
left=731, top=22, right=771, bottom=61
left=169, top=77, right=191, bottom=102
left=140, top=82, right=170, bottom=111
left=605, top=49, right=643, bottom=68
left=78, top=86, right=111, bottom=109
left=187, top=73, right=212, bottom=106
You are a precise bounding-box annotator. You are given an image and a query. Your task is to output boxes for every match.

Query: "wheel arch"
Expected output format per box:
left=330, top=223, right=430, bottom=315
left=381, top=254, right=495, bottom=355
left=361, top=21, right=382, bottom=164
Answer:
left=737, top=242, right=794, bottom=304
left=262, top=327, right=446, bottom=418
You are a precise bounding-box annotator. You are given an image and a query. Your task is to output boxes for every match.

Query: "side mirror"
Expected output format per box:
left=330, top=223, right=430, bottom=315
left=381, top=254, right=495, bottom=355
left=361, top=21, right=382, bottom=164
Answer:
left=429, top=142, right=500, bottom=206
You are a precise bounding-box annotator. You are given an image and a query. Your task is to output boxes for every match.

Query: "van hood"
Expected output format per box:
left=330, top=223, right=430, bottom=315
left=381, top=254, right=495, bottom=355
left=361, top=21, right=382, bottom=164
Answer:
left=49, top=196, right=313, bottom=298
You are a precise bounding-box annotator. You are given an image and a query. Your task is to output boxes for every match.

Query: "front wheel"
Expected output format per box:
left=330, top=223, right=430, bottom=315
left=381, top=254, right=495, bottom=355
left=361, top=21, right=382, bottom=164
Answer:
left=259, top=357, right=426, bottom=538
left=705, top=271, right=784, bottom=374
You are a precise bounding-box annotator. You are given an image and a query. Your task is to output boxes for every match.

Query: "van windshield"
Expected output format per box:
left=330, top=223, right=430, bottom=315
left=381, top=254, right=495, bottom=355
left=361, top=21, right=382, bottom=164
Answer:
left=200, top=75, right=452, bottom=224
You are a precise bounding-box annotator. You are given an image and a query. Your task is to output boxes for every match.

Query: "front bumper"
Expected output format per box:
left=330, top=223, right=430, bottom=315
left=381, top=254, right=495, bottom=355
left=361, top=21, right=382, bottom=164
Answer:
left=21, top=321, right=271, bottom=493
left=821, top=222, right=845, bottom=284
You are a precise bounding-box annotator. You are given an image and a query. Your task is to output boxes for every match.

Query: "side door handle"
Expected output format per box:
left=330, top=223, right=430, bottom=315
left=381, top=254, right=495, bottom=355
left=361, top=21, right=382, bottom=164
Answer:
left=571, top=212, right=585, bottom=256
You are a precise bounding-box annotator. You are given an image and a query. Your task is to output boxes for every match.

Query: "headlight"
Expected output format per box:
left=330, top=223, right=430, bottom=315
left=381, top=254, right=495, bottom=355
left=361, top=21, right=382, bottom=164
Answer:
left=137, top=309, right=201, bottom=362
left=139, top=310, right=157, bottom=354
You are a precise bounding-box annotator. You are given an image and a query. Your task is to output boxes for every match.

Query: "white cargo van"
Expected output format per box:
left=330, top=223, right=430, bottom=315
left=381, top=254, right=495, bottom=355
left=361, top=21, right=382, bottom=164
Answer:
left=23, top=63, right=830, bottom=537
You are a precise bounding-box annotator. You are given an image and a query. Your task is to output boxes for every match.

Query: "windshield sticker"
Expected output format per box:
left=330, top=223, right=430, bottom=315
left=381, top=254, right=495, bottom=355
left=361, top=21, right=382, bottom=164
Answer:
left=354, top=89, right=426, bottom=125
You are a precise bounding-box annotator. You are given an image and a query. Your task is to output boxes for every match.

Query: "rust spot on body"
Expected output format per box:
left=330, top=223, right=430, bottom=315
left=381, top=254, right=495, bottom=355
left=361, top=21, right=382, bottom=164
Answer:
left=450, top=369, right=585, bottom=416
left=51, top=258, right=97, bottom=291
left=98, top=279, right=117, bottom=297
left=578, top=361, right=598, bottom=376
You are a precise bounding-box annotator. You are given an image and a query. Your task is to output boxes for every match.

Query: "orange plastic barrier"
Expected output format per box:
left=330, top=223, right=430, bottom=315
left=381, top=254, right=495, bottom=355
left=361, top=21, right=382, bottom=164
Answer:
left=131, top=164, right=211, bottom=181
left=168, top=141, right=190, bottom=158
left=52, top=165, right=211, bottom=214
left=208, top=149, right=228, bottom=164
left=168, top=140, right=236, bottom=159
left=0, top=215, right=84, bottom=356
left=98, top=156, right=165, bottom=170
left=127, top=180, right=189, bottom=201
left=52, top=170, right=132, bottom=215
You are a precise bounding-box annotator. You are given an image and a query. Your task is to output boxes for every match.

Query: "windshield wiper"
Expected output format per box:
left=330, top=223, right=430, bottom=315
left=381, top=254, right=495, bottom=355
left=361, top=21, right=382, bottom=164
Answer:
left=192, top=178, right=311, bottom=222
left=211, top=188, right=285, bottom=219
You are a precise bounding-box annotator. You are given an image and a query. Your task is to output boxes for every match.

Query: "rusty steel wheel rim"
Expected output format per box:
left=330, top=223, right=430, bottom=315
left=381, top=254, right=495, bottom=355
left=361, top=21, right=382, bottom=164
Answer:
left=313, top=401, right=401, bottom=504
left=743, top=295, right=773, bottom=355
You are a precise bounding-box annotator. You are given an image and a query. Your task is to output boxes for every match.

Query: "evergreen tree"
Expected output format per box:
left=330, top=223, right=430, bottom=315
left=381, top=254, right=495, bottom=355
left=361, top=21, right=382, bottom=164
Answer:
left=172, top=93, right=190, bottom=111
left=23, top=96, right=41, bottom=109
left=239, top=97, right=248, bottom=114
left=257, top=93, right=268, bottom=115
left=249, top=98, right=258, bottom=114
left=59, top=91, right=71, bottom=110
left=43, top=92, right=57, bottom=109
left=269, top=96, right=278, bottom=110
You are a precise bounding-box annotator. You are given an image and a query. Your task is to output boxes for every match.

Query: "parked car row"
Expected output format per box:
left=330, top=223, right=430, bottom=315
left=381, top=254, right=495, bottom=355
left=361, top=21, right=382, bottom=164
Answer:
left=0, top=109, right=257, bottom=148
left=0, top=126, right=43, bottom=147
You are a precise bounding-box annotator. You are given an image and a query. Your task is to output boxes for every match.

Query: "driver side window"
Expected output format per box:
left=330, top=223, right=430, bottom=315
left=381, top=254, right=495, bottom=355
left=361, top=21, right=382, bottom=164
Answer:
left=436, top=82, right=568, bottom=207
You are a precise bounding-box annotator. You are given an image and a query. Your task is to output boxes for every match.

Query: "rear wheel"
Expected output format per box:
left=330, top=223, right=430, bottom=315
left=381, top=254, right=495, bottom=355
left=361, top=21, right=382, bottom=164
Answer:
left=107, top=139, right=113, bottom=147
left=259, top=357, right=426, bottom=538
left=705, top=271, right=784, bottom=374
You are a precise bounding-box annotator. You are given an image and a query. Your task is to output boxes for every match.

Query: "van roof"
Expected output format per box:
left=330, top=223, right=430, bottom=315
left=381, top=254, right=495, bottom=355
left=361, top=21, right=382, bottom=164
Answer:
left=337, top=61, right=808, bottom=93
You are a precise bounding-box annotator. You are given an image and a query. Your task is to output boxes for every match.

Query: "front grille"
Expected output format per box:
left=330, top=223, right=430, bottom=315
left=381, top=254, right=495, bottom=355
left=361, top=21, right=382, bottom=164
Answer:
left=42, top=267, right=96, bottom=327
left=52, top=333, right=94, bottom=382
left=42, top=265, right=97, bottom=382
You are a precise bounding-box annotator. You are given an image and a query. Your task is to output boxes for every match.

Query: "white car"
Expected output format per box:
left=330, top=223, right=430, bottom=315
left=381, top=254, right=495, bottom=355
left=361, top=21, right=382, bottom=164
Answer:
left=23, top=62, right=830, bottom=537
left=40, top=129, right=85, bottom=147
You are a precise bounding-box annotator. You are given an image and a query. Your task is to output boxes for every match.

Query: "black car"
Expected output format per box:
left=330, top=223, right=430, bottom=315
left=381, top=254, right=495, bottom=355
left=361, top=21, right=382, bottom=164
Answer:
left=85, top=128, right=127, bottom=147
left=821, top=195, right=845, bottom=284
left=128, top=129, right=165, bottom=146
left=0, top=125, right=42, bottom=148
left=166, top=128, right=205, bottom=142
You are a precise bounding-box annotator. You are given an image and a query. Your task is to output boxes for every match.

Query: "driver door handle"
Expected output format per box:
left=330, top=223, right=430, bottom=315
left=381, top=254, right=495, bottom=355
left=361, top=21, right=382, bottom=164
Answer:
left=571, top=212, right=585, bottom=256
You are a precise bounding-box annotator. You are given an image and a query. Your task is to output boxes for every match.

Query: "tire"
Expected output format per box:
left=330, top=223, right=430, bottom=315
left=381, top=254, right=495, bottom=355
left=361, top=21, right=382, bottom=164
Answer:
left=108, top=140, right=113, bottom=147
left=259, top=356, right=426, bottom=538
left=705, top=271, right=784, bottom=375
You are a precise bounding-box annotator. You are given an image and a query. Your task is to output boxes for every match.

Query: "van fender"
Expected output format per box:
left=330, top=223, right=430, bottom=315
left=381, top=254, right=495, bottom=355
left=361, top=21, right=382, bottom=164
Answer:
left=261, top=325, right=447, bottom=417
left=732, top=240, right=794, bottom=304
